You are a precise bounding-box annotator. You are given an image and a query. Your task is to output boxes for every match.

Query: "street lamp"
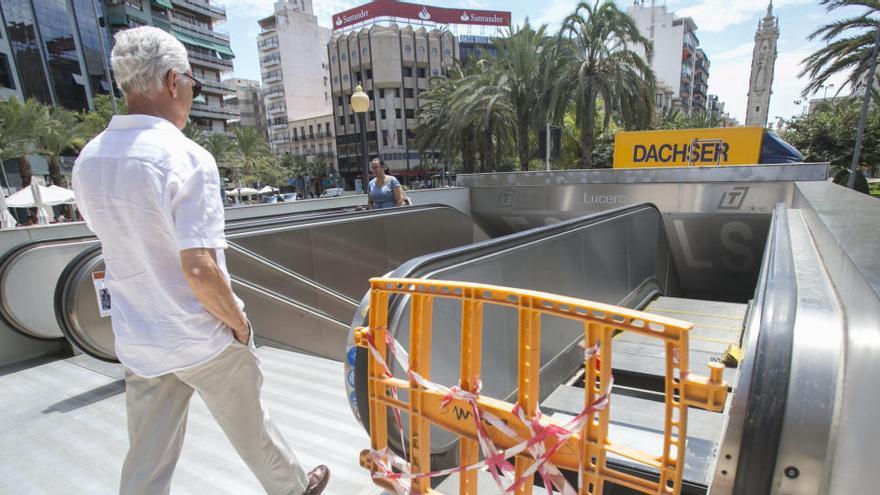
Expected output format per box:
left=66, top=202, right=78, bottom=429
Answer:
left=351, top=84, right=370, bottom=196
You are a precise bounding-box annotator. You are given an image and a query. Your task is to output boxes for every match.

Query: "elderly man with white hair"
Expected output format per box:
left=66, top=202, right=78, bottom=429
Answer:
left=72, top=27, right=329, bottom=495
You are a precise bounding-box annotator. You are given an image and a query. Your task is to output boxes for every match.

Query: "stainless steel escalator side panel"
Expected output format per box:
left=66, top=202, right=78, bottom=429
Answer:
left=58, top=206, right=480, bottom=363
left=791, top=182, right=880, bottom=495
left=763, top=210, right=844, bottom=495
left=347, top=204, right=679, bottom=460
left=231, top=206, right=479, bottom=301
left=231, top=278, right=350, bottom=361
left=465, top=180, right=789, bottom=302
left=709, top=204, right=797, bottom=495
left=0, top=238, right=97, bottom=340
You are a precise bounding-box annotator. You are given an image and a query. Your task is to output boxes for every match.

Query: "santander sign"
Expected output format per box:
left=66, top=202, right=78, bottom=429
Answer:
left=332, top=1, right=511, bottom=30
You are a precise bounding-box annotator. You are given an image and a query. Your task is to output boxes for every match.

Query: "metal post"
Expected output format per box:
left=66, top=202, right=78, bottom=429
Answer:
left=849, top=25, right=880, bottom=189
left=545, top=123, right=551, bottom=171
left=359, top=113, right=369, bottom=196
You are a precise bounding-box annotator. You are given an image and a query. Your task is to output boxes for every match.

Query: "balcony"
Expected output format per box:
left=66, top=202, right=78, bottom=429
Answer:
left=170, top=0, right=226, bottom=20
left=200, top=79, right=234, bottom=95
left=270, top=122, right=288, bottom=130
left=261, top=56, right=281, bottom=68
left=258, top=38, right=280, bottom=51
left=170, top=16, right=229, bottom=43
left=265, top=90, right=285, bottom=100
left=187, top=50, right=233, bottom=71
left=190, top=102, right=239, bottom=120
left=262, top=72, right=283, bottom=83
left=267, top=106, right=286, bottom=115
left=272, top=136, right=290, bottom=144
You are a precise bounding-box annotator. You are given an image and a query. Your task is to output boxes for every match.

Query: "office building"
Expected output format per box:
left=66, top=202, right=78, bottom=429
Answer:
left=328, top=2, right=510, bottom=184
left=627, top=2, right=707, bottom=115
left=0, top=0, right=113, bottom=110
left=103, top=0, right=237, bottom=134
left=227, top=77, right=267, bottom=137
left=257, top=0, right=333, bottom=168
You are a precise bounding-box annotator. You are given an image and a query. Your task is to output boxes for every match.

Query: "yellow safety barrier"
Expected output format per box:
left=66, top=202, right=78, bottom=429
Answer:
left=354, top=278, right=727, bottom=495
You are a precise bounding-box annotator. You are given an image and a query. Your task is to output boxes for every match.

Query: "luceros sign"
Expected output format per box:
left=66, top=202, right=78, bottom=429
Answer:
left=332, top=1, right=511, bottom=30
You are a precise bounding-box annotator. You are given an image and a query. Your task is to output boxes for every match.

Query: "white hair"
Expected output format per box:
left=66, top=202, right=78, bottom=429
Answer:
left=111, top=26, right=191, bottom=95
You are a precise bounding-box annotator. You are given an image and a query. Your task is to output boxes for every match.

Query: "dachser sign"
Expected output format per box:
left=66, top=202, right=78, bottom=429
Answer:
left=613, top=127, right=765, bottom=168
left=333, top=0, right=511, bottom=30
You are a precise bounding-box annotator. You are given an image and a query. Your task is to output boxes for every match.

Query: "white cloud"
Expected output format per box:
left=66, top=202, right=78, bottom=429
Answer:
left=531, top=0, right=576, bottom=30
left=708, top=45, right=849, bottom=122
left=677, top=0, right=813, bottom=33
left=313, top=1, right=358, bottom=28
left=713, top=42, right=754, bottom=61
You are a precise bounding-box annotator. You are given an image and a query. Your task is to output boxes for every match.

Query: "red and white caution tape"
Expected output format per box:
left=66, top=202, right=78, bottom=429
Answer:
left=362, top=327, right=612, bottom=495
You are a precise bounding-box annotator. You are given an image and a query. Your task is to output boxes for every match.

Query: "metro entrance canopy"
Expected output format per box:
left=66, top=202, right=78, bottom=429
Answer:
left=332, top=0, right=511, bottom=31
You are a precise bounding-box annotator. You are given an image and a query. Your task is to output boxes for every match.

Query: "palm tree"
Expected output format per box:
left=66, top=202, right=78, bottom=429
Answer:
left=0, top=97, right=50, bottom=187
left=182, top=121, right=205, bottom=143
left=230, top=125, right=274, bottom=190
left=415, top=66, right=479, bottom=173
left=800, top=1, right=880, bottom=97
left=36, top=107, right=84, bottom=188
left=493, top=21, right=549, bottom=170
left=451, top=61, right=516, bottom=172
left=202, top=133, right=234, bottom=165
left=550, top=1, right=655, bottom=167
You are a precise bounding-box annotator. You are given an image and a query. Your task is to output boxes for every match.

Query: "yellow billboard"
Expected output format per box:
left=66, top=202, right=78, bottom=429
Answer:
left=613, top=127, right=765, bottom=169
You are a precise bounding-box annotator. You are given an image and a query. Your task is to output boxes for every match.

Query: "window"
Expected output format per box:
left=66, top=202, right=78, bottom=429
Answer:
left=349, top=114, right=355, bottom=124
left=369, top=113, right=375, bottom=122
left=394, top=88, right=400, bottom=97
left=368, top=90, right=374, bottom=100
left=417, top=68, right=426, bottom=78
left=380, top=109, right=386, bottom=119
left=405, top=109, right=415, bottom=119
left=402, top=67, right=412, bottom=77
left=395, top=108, right=401, bottom=119
left=382, top=130, right=389, bottom=146
left=379, top=89, right=385, bottom=98
left=355, top=71, right=362, bottom=82
left=339, top=116, right=345, bottom=125
left=309, top=125, right=314, bottom=137
left=0, top=54, right=14, bottom=90
left=293, top=129, right=298, bottom=139
left=301, top=127, right=305, bottom=137
left=404, top=88, right=414, bottom=98
left=366, top=69, right=372, bottom=79
left=396, top=130, right=403, bottom=145
left=338, top=96, right=343, bottom=106
left=756, top=106, right=760, bottom=112
left=407, top=130, right=414, bottom=139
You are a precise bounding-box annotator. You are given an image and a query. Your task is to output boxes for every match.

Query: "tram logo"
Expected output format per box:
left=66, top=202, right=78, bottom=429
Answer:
left=718, top=186, right=749, bottom=210
left=498, top=190, right=514, bottom=207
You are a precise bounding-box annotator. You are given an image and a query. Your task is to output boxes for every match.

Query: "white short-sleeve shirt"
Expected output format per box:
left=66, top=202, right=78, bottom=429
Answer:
left=72, top=114, right=241, bottom=377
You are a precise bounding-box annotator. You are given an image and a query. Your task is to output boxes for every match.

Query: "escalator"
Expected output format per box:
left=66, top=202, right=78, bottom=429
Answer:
left=0, top=205, right=358, bottom=342
left=53, top=205, right=483, bottom=361
left=344, top=204, right=753, bottom=492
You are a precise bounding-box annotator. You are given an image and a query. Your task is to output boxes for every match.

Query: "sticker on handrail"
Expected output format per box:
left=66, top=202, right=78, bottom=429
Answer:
left=92, top=271, right=111, bottom=318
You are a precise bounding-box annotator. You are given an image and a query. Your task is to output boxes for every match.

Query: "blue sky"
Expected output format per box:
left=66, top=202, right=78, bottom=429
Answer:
left=219, top=0, right=864, bottom=122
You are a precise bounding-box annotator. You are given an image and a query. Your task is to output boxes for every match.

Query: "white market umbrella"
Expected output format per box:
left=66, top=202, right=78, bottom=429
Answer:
left=31, top=181, right=51, bottom=225
left=258, top=185, right=279, bottom=194
left=0, top=191, right=17, bottom=229
left=6, top=183, right=75, bottom=207
left=225, top=187, right=260, bottom=197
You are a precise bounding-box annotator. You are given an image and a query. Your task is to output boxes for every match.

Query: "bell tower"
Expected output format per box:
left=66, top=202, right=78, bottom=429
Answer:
left=745, top=2, right=779, bottom=127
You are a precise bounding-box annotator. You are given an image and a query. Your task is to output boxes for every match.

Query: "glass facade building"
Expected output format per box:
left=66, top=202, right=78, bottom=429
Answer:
left=0, top=0, right=111, bottom=110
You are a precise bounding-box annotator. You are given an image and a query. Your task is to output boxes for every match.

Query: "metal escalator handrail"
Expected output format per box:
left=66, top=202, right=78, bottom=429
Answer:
left=230, top=277, right=349, bottom=329
left=390, top=203, right=664, bottom=283
left=730, top=203, right=797, bottom=495
left=227, top=243, right=359, bottom=308
left=0, top=235, right=98, bottom=340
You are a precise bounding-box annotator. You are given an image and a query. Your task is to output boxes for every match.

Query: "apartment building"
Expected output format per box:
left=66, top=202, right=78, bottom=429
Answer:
left=227, top=77, right=267, bottom=137
left=257, top=0, right=333, bottom=169
left=0, top=0, right=113, bottom=109
left=627, top=2, right=707, bottom=115
left=103, top=0, right=238, bottom=134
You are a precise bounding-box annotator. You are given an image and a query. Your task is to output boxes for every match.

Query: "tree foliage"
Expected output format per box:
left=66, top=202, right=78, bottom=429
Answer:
left=782, top=98, right=880, bottom=173
left=800, top=0, right=880, bottom=98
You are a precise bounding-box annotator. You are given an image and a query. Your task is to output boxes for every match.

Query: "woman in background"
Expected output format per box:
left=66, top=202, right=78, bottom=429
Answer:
left=367, top=157, right=404, bottom=209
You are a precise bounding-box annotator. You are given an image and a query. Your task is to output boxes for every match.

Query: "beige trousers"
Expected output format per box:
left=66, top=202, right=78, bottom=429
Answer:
left=119, top=340, right=309, bottom=495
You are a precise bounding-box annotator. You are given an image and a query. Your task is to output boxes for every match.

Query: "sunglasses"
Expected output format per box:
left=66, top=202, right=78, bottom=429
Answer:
left=179, top=72, right=203, bottom=99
